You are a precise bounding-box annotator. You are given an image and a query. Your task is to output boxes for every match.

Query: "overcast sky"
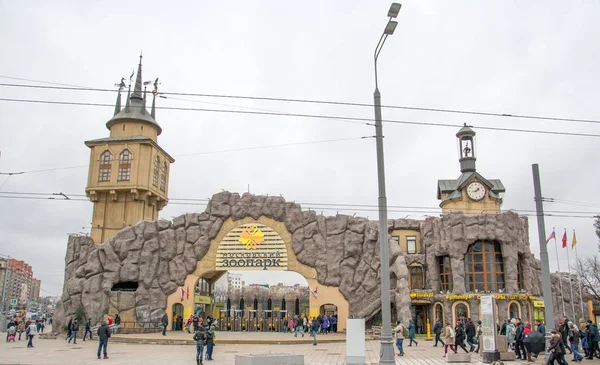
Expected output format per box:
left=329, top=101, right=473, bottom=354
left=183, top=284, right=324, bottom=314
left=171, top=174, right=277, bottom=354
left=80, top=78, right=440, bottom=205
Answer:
left=1, top=1, right=599, bottom=296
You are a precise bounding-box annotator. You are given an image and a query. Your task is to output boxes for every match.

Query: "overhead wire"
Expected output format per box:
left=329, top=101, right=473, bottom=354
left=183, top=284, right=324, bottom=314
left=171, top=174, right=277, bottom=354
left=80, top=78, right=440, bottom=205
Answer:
left=2, top=81, right=600, bottom=126
left=2, top=97, right=600, bottom=138
left=0, top=136, right=371, bottom=175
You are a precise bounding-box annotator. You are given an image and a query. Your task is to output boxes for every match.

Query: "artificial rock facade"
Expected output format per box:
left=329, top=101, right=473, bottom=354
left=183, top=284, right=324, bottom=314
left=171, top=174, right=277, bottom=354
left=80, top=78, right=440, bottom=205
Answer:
left=56, top=191, right=582, bottom=331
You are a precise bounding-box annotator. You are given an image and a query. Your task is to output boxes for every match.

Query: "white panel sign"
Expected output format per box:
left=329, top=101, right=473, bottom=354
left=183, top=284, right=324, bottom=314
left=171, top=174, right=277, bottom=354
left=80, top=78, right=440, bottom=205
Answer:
left=346, top=319, right=365, bottom=365
left=480, top=295, right=497, bottom=352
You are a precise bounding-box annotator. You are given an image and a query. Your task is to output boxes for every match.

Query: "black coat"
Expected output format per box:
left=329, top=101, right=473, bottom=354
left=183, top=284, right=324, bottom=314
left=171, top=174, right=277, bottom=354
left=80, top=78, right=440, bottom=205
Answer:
left=97, top=323, right=111, bottom=341
left=433, top=321, right=442, bottom=334
left=465, top=321, right=476, bottom=336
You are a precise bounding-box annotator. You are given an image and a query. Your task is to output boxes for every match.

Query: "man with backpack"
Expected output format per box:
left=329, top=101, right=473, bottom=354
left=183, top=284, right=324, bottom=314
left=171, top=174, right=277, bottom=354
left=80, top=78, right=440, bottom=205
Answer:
left=465, top=318, right=477, bottom=352
left=193, top=324, right=207, bottom=365
left=393, top=321, right=408, bottom=356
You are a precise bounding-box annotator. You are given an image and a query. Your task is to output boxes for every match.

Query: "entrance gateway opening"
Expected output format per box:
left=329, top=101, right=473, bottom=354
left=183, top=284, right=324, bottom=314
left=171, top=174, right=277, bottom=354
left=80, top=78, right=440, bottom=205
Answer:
left=165, top=218, right=348, bottom=332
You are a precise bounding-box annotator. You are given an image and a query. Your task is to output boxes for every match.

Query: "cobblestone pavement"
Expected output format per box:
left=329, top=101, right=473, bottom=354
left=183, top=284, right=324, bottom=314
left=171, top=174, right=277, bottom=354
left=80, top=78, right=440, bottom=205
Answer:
left=1, top=332, right=596, bottom=365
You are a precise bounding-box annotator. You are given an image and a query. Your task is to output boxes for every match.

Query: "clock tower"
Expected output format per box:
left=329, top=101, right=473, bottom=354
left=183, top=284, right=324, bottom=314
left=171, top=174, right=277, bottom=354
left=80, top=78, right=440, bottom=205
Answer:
left=84, top=56, right=175, bottom=243
left=437, top=124, right=505, bottom=214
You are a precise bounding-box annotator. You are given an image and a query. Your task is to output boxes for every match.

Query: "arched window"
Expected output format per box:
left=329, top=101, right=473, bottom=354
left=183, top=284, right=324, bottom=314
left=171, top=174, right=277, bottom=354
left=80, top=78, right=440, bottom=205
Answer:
left=152, top=156, right=159, bottom=186
left=453, top=301, right=470, bottom=327
left=464, top=240, right=505, bottom=292
left=438, top=256, right=453, bottom=292
left=434, top=302, right=444, bottom=323
left=195, top=278, right=211, bottom=296
left=98, top=151, right=112, bottom=182
left=508, top=301, right=521, bottom=320
left=160, top=161, right=167, bottom=191
left=410, top=265, right=424, bottom=290
left=117, top=149, right=132, bottom=181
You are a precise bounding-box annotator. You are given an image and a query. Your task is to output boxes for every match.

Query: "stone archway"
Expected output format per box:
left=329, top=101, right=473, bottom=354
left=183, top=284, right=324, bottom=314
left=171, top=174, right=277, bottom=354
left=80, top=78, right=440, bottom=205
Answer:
left=55, top=191, right=412, bottom=332
left=165, top=216, right=351, bottom=332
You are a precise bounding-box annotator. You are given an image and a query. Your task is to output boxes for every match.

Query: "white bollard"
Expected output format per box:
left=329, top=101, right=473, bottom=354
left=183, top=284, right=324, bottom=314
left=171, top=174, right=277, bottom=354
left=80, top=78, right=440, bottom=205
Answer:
left=346, top=319, right=365, bottom=365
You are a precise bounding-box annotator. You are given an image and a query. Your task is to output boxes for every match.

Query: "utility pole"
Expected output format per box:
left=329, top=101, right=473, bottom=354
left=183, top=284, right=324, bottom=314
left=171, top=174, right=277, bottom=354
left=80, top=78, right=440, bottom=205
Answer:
left=532, top=164, right=556, bottom=329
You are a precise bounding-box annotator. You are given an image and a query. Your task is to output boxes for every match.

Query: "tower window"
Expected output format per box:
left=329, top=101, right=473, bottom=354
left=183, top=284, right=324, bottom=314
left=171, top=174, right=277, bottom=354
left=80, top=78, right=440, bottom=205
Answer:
left=98, top=151, right=112, bottom=182
left=152, top=156, right=159, bottom=186
left=160, top=161, right=167, bottom=191
left=117, top=149, right=132, bottom=181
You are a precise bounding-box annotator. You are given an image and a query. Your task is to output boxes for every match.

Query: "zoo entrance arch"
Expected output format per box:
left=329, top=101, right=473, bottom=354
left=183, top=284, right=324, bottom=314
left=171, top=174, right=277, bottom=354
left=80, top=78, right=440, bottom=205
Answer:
left=165, top=216, right=350, bottom=332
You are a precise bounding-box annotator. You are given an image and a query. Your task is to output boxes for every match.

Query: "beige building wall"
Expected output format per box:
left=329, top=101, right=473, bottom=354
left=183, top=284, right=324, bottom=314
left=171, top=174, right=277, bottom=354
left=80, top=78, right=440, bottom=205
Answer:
left=440, top=188, right=501, bottom=214
left=85, top=120, right=172, bottom=244
left=166, top=216, right=350, bottom=332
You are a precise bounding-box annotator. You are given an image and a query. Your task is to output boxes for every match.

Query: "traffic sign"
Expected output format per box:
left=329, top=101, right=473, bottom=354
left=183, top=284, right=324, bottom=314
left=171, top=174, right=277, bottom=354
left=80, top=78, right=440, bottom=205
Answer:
left=10, top=298, right=17, bottom=306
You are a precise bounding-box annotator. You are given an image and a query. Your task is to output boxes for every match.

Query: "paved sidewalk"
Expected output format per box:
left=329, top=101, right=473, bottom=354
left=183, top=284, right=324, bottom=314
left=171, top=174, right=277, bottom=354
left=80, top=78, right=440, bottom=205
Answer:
left=0, top=332, right=564, bottom=365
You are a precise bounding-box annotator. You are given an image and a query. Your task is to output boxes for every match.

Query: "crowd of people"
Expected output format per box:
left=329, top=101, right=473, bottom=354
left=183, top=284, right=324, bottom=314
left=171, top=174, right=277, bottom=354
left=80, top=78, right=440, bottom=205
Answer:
left=5, top=317, right=43, bottom=348
left=393, top=315, right=600, bottom=365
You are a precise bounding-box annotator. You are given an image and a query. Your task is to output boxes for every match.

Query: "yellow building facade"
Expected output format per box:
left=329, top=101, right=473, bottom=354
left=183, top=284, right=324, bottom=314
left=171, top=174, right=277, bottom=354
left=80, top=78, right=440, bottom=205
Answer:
left=85, top=57, right=174, bottom=244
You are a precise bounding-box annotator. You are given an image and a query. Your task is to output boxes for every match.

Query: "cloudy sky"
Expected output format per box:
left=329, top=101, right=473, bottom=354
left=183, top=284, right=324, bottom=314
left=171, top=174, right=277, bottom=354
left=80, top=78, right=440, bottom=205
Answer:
left=1, top=1, right=599, bottom=296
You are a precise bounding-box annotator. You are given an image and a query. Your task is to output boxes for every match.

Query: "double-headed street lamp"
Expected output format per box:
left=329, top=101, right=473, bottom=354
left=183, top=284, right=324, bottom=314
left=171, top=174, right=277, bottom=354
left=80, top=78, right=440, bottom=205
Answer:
left=373, top=3, right=401, bottom=365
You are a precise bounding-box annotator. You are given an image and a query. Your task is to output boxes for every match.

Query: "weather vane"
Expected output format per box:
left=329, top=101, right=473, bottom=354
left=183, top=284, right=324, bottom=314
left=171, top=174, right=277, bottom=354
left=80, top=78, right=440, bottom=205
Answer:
left=114, top=77, right=126, bottom=92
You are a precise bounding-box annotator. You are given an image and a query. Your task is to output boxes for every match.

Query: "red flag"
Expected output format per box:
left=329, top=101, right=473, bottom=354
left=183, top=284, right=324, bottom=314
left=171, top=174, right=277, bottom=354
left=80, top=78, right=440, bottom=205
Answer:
left=561, top=231, right=567, bottom=248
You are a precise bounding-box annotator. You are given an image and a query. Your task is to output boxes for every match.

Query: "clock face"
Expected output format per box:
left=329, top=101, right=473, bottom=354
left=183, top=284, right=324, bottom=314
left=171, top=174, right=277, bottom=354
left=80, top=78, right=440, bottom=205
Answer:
left=466, top=181, right=486, bottom=201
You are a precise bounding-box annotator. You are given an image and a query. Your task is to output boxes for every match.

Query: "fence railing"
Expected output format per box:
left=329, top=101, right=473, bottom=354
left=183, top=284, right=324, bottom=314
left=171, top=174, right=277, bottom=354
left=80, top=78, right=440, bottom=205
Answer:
left=108, top=322, right=162, bottom=334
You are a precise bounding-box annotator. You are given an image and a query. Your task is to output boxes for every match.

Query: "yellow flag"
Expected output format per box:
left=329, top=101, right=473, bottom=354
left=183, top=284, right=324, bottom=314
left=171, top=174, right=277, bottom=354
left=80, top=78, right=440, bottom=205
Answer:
left=572, top=231, right=577, bottom=249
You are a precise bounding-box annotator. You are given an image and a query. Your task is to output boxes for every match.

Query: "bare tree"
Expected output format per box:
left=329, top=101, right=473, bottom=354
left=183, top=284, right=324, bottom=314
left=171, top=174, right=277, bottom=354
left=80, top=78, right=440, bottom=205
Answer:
left=575, top=255, right=600, bottom=303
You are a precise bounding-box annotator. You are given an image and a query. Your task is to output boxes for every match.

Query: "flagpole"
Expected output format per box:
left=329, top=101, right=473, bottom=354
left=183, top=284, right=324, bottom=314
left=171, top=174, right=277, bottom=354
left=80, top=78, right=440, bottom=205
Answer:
left=574, top=230, right=585, bottom=320
left=553, top=227, right=566, bottom=316
left=564, top=228, right=576, bottom=321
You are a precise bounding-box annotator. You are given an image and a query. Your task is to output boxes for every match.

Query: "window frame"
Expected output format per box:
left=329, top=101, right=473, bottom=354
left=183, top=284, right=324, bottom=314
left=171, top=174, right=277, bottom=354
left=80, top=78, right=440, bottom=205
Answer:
left=152, top=155, right=159, bottom=186
left=160, top=161, right=167, bottom=191
left=409, top=265, right=424, bottom=290
left=438, top=255, right=453, bottom=292
left=98, top=150, right=112, bottom=182
left=464, top=240, right=505, bottom=292
left=406, top=236, right=417, bottom=254
left=117, top=149, right=132, bottom=181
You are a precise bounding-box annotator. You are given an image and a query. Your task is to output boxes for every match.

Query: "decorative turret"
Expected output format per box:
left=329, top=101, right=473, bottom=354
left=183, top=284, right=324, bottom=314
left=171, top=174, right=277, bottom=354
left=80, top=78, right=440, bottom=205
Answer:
left=84, top=57, right=174, bottom=244
left=457, top=123, right=476, bottom=173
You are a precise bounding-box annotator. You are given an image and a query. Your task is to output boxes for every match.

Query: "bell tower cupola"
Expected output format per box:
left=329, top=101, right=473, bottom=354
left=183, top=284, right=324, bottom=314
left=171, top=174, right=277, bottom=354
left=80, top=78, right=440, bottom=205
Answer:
left=457, top=123, right=476, bottom=173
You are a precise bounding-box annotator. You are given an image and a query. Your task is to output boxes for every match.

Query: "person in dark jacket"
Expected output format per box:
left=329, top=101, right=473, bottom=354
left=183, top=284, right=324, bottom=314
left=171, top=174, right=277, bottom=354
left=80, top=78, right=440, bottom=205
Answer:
left=559, top=318, right=573, bottom=354
left=97, top=321, right=111, bottom=359
left=193, top=325, right=207, bottom=365
left=465, top=318, right=477, bottom=352
left=83, top=318, right=93, bottom=341
left=586, top=320, right=600, bottom=360
left=161, top=313, right=168, bottom=336
left=500, top=319, right=508, bottom=336
left=67, top=319, right=79, bottom=344
left=514, top=319, right=528, bottom=360
left=113, top=313, right=121, bottom=334
left=433, top=319, right=445, bottom=347
left=454, top=322, right=469, bottom=353
left=66, top=317, right=72, bottom=341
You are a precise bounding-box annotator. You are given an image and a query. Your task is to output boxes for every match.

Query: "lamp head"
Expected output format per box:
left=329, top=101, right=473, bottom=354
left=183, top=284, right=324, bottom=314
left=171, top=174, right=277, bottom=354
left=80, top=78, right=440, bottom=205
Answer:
left=384, top=20, right=398, bottom=35
left=388, top=3, right=402, bottom=18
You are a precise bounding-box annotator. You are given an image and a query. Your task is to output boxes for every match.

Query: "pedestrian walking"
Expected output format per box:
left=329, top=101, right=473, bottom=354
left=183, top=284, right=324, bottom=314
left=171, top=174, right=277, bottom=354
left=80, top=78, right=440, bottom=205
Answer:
left=193, top=324, right=207, bottom=365
left=310, top=317, right=319, bottom=346
left=443, top=322, right=457, bottom=357
left=67, top=319, right=79, bottom=344
left=407, top=319, right=418, bottom=346
left=568, top=321, right=584, bottom=362
left=161, top=312, right=169, bottom=336
left=393, top=321, right=408, bottom=356
left=83, top=318, right=93, bottom=341
left=97, top=320, right=111, bottom=359
left=26, top=321, right=37, bottom=348
left=465, top=318, right=477, bottom=352
left=454, top=321, right=469, bottom=353
left=433, top=319, right=445, bottom=347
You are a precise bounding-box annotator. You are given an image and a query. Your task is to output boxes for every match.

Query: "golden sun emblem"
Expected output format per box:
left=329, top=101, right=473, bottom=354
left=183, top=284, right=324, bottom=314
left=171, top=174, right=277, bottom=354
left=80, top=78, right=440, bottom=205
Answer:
left=238, top=225, right=265, bottom=250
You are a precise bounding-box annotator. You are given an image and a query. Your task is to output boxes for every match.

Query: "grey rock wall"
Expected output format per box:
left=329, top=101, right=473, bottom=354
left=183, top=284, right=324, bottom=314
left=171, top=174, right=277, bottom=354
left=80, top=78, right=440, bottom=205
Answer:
left=55, top=192, right=580, bottom=332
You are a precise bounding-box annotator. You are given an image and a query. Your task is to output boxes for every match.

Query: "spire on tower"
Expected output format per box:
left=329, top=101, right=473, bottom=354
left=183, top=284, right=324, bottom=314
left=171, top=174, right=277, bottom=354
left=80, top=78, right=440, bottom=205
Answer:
left=113, top=77, right=126, bottom=116
left=131, top=54, right=144, bottom=101
left=151, top=77, right=159, bottom=119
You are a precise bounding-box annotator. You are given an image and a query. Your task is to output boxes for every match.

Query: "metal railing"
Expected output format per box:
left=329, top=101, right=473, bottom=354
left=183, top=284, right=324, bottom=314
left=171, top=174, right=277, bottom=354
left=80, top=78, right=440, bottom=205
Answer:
left=104, top=322, right=162, bottom=334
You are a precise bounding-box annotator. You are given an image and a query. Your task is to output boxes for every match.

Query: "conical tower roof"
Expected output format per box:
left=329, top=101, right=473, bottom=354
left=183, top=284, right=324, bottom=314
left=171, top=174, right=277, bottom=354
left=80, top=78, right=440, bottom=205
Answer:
left=106, top=55, right=162, bottom=135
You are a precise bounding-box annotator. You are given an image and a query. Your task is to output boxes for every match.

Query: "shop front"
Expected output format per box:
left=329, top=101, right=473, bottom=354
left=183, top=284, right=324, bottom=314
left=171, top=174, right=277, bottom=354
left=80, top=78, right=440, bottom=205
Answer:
left=410, top=292, right=434, bottom=334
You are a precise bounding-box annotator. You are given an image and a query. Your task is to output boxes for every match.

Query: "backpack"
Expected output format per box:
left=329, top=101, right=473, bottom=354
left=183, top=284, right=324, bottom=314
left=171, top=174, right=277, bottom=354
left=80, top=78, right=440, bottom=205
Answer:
left=402, top=325, right=409, bottom=338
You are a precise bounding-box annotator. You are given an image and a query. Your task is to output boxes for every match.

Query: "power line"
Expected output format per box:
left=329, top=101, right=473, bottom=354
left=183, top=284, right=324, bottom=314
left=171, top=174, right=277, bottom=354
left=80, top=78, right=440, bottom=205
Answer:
left=2, top=81, right=600, bottom=126
left=2, top=97, right=600, bottom=138
left=0, top=136, right=370, bottom=176
left=0, top=192, right=597, bottom=218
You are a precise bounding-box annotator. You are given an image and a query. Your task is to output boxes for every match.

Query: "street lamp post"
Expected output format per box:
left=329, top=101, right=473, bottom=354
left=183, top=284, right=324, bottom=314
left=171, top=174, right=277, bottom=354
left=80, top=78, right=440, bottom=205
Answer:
left=373, top=3, right=401, bottom=365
